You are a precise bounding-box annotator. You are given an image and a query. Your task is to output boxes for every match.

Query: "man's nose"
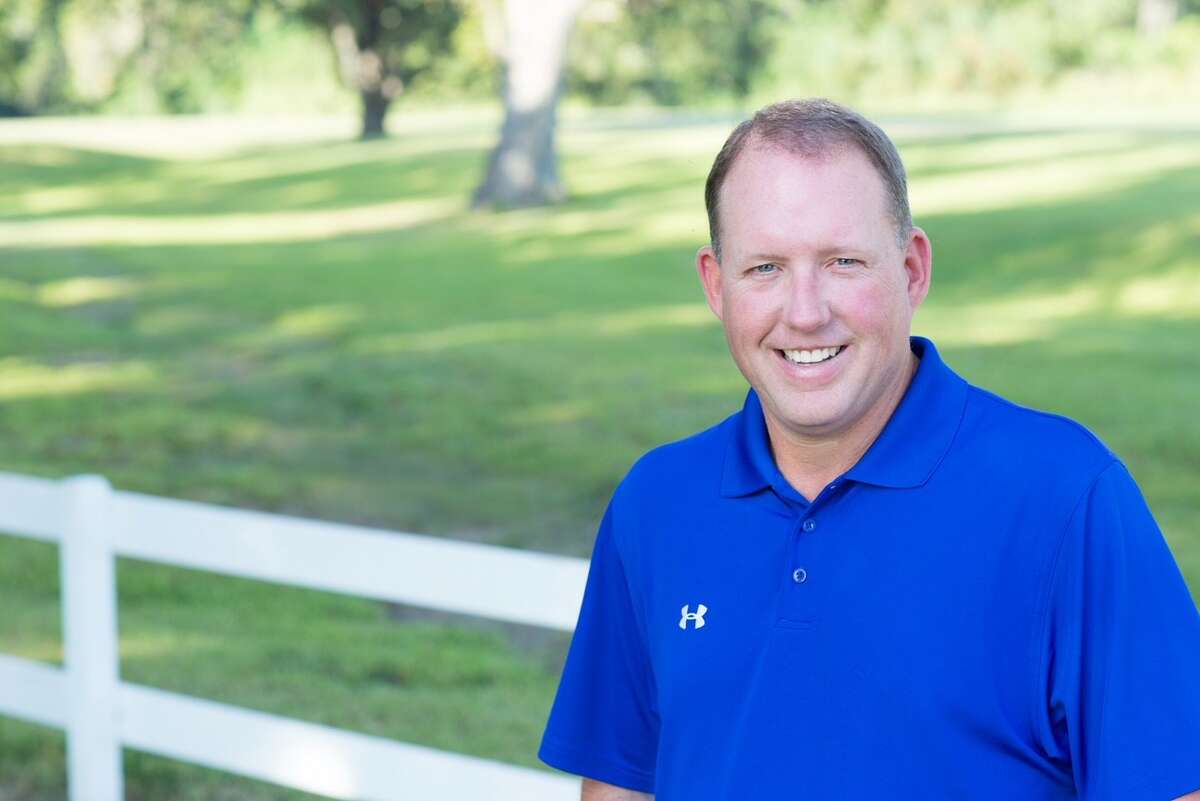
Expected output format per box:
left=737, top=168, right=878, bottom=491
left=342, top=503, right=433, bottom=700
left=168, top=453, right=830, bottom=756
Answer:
left=782, top=268, right=832, bottom=331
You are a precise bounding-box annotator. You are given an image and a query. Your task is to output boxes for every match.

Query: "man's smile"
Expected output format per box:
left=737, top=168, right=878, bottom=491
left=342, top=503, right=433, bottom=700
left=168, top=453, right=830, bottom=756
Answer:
left=771, top=344, right=849, bottom=386
left=779, top=345, right=846, bottom=365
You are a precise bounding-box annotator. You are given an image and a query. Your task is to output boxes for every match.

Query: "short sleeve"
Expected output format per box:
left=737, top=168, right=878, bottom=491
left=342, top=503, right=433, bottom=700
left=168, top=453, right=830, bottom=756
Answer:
left=538, top=502, right=659, bottom=792
left=1036, top=460, right=1200, bottom=801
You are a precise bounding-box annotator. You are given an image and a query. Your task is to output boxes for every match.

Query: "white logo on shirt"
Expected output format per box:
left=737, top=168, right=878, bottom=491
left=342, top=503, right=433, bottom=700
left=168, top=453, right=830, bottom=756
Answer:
left=679, top=604, right=707, bottom=630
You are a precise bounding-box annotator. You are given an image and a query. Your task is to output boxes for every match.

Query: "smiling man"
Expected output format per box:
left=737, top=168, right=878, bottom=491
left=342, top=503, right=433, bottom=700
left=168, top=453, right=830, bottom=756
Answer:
left=538, top=99, right=1200, bottom=801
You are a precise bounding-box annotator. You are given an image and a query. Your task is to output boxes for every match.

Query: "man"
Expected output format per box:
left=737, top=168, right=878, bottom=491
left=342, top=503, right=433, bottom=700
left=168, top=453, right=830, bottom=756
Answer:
left=538, top=98, right=1200, bottom=800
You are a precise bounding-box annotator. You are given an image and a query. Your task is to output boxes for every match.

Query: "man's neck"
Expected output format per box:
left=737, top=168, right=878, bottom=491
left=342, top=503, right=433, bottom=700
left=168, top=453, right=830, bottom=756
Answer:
left=765, top=351, right=919, bottom=502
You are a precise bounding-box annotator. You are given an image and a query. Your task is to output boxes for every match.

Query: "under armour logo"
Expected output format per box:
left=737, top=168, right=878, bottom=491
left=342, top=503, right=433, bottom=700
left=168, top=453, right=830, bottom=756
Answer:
left=679, top=604, right=708, bottom=630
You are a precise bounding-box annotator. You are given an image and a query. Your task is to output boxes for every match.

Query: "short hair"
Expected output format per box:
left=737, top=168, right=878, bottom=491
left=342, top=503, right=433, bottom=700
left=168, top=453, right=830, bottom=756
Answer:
left=704, top=98, right=913, bottom=260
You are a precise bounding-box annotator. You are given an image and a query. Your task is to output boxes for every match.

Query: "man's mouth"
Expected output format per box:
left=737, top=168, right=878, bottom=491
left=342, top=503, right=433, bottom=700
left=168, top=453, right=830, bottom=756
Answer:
left=779, top=345, right=846, bottom=365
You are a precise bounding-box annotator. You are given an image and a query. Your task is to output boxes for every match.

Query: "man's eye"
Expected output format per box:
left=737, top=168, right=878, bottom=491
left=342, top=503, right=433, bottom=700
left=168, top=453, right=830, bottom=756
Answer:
left=834, top=257, right=860, bottom=267
left=752, top=263, right=778, bottom=274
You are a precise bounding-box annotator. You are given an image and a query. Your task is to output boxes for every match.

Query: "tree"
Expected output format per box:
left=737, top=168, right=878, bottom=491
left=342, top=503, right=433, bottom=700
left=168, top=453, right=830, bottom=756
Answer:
left=567, top=0, right=784, bottom=107
left=1137, top=0, right=1178, bottom=37
left=39, top=0, right=266, bottom=115
left=471, top=0, right=586, bottom=208
left=0, top=0, right=71, bottom=115
left=127, top=0, right=260, bottom=113
left=627, top=0, right=782, bottom=103
left=293, top=0, right=462, bottom=138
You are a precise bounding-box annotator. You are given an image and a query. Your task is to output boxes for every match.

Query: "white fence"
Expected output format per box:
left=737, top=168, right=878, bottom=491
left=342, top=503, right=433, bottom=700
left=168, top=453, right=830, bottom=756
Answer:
left=0, top=472, right=588, bottom=801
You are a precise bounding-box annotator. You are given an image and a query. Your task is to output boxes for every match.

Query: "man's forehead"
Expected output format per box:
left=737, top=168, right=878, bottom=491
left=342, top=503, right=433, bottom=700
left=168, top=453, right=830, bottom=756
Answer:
left=715, top=143, right=897, bottom=260
left=734, top=133, right=859, bottom=170
left=721, top=144, right=888, bottom=211
left=724, top=137, right=872, bottom=187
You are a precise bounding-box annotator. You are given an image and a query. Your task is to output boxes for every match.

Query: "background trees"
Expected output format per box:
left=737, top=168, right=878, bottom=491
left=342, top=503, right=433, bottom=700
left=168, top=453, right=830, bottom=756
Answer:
left=1138, top=0, right=1179, bottom=36
left=471, top=0, right=587, bottom=207
left=0, top=0, right=73, bottom=114
left=287, top=0, right=463, bottom=138
left=2, top=0, right=1199, bottom=198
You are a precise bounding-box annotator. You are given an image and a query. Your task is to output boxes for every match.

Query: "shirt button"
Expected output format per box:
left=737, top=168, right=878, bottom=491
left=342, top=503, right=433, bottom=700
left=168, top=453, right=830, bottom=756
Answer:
left=802, top=518, right=817, bottom=533
left=792, top=567, right=808, bottom=584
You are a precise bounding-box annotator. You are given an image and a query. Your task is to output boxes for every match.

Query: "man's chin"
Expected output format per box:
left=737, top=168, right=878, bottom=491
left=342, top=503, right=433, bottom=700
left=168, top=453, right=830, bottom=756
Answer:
left=759, top=396, right=853, bottom=441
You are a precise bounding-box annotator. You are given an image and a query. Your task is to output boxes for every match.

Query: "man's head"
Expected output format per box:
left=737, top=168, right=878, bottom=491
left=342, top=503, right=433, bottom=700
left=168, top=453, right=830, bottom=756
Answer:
left=695, top=98, right=932, bottom=445
left=705, top=98, right=913, bottom=260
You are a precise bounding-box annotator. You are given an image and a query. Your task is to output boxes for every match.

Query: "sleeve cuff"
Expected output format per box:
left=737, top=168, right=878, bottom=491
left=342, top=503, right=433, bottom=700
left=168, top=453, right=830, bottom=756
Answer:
left=538, top=735, right=656, bottom=794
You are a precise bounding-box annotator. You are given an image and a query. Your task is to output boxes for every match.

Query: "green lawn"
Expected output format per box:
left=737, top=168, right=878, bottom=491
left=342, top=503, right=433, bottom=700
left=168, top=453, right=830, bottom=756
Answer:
left=1, top=108, right=1198, bottom=799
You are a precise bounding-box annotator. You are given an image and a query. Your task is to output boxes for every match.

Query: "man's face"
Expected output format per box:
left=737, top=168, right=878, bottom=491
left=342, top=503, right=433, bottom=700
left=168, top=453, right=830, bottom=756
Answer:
left=696, top=143, right=932, bottom=443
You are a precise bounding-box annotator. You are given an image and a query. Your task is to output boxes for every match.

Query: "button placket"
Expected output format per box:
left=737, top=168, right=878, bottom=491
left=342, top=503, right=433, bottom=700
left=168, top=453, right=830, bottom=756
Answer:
left=778, top=480, right=846, bottom=626
left=778, top=509, right=821, bottom=626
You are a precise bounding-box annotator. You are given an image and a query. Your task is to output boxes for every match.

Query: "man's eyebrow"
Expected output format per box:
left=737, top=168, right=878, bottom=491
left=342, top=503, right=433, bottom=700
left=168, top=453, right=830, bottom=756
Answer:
left=817, top=244, right=873, bottom=258
left=743, top=245, right=870, bottom=262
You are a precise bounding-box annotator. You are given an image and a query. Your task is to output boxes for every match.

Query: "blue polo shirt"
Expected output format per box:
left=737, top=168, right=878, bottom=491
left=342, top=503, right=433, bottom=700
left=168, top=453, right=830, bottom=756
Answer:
left=539, top=337, right=1200, bottom=800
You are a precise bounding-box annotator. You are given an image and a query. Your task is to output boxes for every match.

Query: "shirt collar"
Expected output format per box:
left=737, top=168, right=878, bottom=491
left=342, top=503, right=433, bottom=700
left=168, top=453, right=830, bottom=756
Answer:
left=720, top=336, right=969, bottom=497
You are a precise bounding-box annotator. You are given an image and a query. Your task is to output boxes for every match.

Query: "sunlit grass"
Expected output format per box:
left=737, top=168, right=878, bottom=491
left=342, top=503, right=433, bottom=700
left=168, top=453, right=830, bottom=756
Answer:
left=0, top=357, right=156, bottom=399
left=353, top=303, right=715, bottom=355
left=912, top=138, right=1200, bottom=215
left=902, top=129, right=1145, bottom=173
left=1, top=109, right=1198, bottom=799
left=0, top=198, right=462, bottom=247
left=1117, top=267, right=1200, bottom=317
left=0, top=112, right=1196, bottom=543
left=36, top=276, right=141, bottom=306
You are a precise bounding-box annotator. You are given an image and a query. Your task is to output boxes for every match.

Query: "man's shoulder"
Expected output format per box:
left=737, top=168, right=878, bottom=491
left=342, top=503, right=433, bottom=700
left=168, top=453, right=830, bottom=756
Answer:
left=960, top=382, right=1117, bottom=479
left=613, top=407, right=739, bottom=503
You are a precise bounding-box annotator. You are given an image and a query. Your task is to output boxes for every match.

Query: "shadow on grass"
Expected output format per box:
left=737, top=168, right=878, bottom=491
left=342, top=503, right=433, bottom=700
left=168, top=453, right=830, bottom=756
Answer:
left=0, top=141, right=483, bottom=222
left=923, top=163, right=1200, bottom=302
left=0, top=125, right=1197, bottom=558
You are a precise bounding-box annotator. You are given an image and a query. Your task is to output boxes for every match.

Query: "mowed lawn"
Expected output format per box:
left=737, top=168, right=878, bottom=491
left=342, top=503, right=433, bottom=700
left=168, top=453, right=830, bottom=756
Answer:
left=1, top=108, right=1198, bottom=799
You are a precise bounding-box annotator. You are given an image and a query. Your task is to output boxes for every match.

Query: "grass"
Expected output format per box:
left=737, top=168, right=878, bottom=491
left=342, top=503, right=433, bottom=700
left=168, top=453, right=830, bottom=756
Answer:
left=0, top=107, right=1198, bottom=798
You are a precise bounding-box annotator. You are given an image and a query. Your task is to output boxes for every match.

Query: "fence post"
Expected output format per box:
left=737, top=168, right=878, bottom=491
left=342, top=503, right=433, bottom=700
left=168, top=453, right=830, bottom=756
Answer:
left=60, top=475, right=124, bottom=801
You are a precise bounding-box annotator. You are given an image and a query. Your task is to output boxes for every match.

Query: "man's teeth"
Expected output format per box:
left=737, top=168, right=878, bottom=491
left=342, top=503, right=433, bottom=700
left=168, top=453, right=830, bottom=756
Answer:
left=783, top=346, right=843, bottom=364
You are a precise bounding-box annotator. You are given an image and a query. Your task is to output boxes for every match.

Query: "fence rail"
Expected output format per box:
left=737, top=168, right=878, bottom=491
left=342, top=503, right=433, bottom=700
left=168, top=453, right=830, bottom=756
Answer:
left=0, top=472, right=586, bottom=801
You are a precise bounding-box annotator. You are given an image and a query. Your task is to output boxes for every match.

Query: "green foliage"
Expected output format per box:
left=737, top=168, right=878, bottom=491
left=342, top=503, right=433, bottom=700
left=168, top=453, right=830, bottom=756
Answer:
left=0, top=0, right=71, bottom=115
left=4, top=0, right=304, bottom=117
left=281, top=0, right=463, bottom=93
left=3, top=0, right=465, bottom=118
left=570, top=0, right=784, bottom=104
left=88, top=3, right=356, bottom=115
left=762, top=0, right=1200, bottom=107
left=56, top=0, right=262, bottom=114
left=234, top=8, right=357, bottom=114
left=126, top=0, right=258, bottom=113
left=567, top=0, right=1200, bottom=108
left=402, top=0, right=498, bottom=100
left=7, top=0, right=1200, bottom=117
left=274, top=0, right=464, bottom=135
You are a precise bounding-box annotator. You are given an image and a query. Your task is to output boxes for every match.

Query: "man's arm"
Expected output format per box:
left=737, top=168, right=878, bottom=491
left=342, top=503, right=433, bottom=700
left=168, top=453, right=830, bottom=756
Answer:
left=581, top=778, right=653, bottom=800
left=1173, top=792, right=1200, bottom=800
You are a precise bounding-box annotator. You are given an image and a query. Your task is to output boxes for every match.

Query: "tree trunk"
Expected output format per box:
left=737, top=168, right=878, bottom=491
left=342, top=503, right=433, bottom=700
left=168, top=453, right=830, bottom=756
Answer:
left=329, top=5, right=401, bottom=140
left=1137, top=0, right=1178, bottom=38
left=472, top=0, right=586, bottom=208
left=30, top=0, right=70, bottom=112
left=361, top=87, right=390, bottom=139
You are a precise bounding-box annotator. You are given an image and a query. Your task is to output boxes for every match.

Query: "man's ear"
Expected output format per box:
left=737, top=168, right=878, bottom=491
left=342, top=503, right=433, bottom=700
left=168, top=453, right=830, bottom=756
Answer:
left=696, top=245, right=724, bottom=321
left=903, top=226, right=933, bottom=310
